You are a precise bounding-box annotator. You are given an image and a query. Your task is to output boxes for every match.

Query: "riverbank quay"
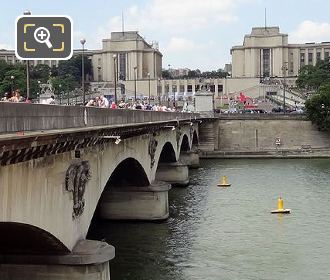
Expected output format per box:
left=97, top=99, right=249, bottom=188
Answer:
left=198, top=114, right=330, bottom=159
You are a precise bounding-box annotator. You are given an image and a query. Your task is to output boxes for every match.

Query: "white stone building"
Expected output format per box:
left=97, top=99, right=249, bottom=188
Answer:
left=231, top=26, right=330, bottom=78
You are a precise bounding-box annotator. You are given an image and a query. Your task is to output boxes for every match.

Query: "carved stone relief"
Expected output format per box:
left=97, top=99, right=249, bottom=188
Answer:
left=65, top=160, right=91, bottom=219
left=148, top=134, right=158, bottom=168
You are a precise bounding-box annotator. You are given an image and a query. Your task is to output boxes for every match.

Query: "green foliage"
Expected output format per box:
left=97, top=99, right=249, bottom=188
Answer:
left=305, top=88, right=330, bottom=131
left=0, top=54, right=92, bottom=99
left=297, top=60, right=330, bottom=131
left=296, top=61, right=330, bottom=91
left=161, top=69, right=170, bottom=79
left=58, top=55, right=92, bottom=82
left=50, top=75, right=79, bottom=95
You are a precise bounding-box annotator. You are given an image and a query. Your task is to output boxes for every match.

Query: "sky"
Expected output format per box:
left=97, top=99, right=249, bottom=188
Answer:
left=1, top=0, right=330, bottom=71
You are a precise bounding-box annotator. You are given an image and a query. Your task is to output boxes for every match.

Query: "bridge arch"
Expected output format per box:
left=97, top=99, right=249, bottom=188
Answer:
left=192, top=130, right=199, bottom=147
left=0, top=222, right=70, bottom=255
left=180, top=134, right=190, bottom=152
left=105, top=157, right=150, bottom=188
left=158, top=142, right=177, bottom=163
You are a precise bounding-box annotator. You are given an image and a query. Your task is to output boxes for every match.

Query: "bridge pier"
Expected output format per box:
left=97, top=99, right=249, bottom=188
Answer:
left=155, top=162, right=189, bottom=187
left=99, top=181, right=171, bottom=221
left=0, top=240, right=115, bottom=280
left=179, top=150, right=200, bottom=169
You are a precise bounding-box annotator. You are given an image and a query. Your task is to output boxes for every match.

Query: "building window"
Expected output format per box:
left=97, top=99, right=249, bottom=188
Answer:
left=187, top=85, right=192, bottom=92
left=180, top=85, right=184, bottom=92
left=308, top=52, right=313, bottom=65
left=325, top=51, right=330, bottom=62
left=119, top=53, right=126, bottom=80
left=218, top=85, right=223, bottom=93
left=195, top=85, right=200, bottom=92
left=172, top=85, right=177, bottom=92
left=317, top=52, right=321, bottom=63
left=300, top=52, right=305, bottom=66
left=262, top=49, right=270, bottom=77
left=165, top=85, right=169, bottom=93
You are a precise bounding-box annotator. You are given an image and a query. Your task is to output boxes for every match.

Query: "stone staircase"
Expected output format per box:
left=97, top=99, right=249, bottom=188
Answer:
left=198, top=121, right=215, bottom=152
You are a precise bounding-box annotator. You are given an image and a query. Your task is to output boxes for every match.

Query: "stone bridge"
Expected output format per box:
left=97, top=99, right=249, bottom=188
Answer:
left=0, top=103, right=201, bottom=279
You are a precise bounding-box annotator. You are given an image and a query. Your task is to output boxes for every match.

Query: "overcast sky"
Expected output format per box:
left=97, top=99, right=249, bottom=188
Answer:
left=1, top=0, right=330, bottom=70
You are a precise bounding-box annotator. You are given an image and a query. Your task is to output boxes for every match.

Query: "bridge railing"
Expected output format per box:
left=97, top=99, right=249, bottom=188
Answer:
left=0, top=103, right=199, bottom=133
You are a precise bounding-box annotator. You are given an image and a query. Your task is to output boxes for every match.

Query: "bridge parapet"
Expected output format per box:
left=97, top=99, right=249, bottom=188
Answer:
left=0, top=103, right=199, bottom=133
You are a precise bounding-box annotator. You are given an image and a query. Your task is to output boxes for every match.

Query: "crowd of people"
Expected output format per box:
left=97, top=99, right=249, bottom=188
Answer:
left=0, top=90, right=27, bottom=103
left=86, top=95, right=178, bottom=111
left=0, top=91, right=180, bottom=111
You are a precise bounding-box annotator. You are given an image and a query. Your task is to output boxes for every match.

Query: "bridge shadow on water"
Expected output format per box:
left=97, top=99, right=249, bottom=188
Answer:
left=87, top=167, right=206, bottom=280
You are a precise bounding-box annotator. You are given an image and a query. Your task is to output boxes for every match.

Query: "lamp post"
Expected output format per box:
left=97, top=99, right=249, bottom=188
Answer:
left=37, top=80, right=41, bottom=103
left=80, top=38, right=86, bottom=105
left=59, top=84, right=62, bottom=104
left=134, top=66, right=137, bottom=102
left=113, top=54, right=117, bottom=104
left=23, top=10, right=31, bottom=100
left=10, top=75, right=15, bottom=93
left=158, top=78, right=161, bottom=105
left=281, top=62, right=288, bottom=114
left=147, top=72, right=151, bottom=104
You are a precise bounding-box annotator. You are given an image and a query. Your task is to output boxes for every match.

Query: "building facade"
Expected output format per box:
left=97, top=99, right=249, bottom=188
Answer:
left=0, top=31, right=162, bottom=98
left=231, top=26, right=330, bottom=78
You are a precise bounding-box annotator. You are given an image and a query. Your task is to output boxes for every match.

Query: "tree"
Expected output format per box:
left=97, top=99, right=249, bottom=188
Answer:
left=305, top=84, right=330, bottom=131
left=57, top=55, right=92, bottom=83
left=30, top=64, right=51, bottom=83
left=161, top=69, right=171, bottom=79
left=0, top=68, right=26, bottom=96
left=301, top=60, right=330, bottom=131
left=296, top=61, right=330, bottom=91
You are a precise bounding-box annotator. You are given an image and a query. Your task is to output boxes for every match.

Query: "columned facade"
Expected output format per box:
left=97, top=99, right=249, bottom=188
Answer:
left=231, top=26, right=330, bottom=78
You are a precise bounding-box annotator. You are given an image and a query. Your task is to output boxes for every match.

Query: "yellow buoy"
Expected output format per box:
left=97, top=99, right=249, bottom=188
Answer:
left=271, top=197, right=291, bottom=214
left=217, top=176, right=231, bottom=187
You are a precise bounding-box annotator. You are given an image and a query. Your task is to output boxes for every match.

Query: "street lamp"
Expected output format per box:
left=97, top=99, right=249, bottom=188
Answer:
left=113, top=54, right=117, bottom=104
left=80, top=38, right=86, bottom=105
left=158, top=78, right=161, bottom=105
left=10, top=75, right=15, bottom=93
left=23, top=10, right=31, bottom=100
left=59, top=84, right=62, bottom=104
left=37, top=80, right=41, bottom=103
left=281, top=62, right=288, bottom=114
left=147, top=72, right=151, bottom=104
left=134, top=66, right=137, bottom=102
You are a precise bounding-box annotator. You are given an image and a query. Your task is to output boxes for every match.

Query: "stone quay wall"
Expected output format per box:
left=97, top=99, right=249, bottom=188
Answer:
left=200, top=115, right=330, bottom=158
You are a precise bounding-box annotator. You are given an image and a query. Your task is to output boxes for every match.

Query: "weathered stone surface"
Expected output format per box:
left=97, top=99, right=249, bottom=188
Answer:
left=179, top=151, right=200, bottom=168
left=99, top=181, right=171, bottom=221
left=155, top=162, right=189, bottom=187
left=0, top=262, right=110, bottom=280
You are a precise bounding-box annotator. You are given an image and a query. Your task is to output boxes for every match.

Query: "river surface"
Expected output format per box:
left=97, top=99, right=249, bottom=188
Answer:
left=88, top=159, right=330, bottom=280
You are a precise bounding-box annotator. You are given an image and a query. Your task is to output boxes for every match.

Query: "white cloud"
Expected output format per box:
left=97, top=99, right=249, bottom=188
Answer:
left=165, top=37, right=205, bottom=52
left=94, top=0, right=245, bottom=41
left=89, top=0, right=256, bottom=68
left=290, top=20, right=330, bottom=43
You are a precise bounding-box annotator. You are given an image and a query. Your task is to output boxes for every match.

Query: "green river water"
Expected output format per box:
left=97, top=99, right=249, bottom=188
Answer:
left=89, top=158, right=330, bottom=280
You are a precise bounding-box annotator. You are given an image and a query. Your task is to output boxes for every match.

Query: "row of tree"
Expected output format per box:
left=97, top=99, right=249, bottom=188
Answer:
left=298, top=61, right=330, bottom=131
left=0, top=56, right=92, bottom=100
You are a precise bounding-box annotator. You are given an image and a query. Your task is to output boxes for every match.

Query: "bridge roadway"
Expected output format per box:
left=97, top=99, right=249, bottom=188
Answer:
left=0, top=103, right=202, bottom=280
